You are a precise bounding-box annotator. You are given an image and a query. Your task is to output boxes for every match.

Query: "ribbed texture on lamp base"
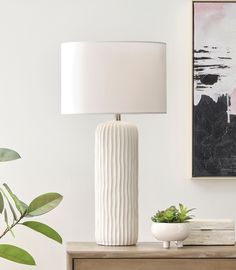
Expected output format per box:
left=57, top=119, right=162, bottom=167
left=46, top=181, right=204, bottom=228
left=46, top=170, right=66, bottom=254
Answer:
left=95, top=121, right=138, bottom=246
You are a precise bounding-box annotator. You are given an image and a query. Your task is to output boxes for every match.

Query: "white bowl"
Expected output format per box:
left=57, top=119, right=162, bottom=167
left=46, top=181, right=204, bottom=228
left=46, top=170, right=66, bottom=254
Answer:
left=151, top=223, right=190, bottom=248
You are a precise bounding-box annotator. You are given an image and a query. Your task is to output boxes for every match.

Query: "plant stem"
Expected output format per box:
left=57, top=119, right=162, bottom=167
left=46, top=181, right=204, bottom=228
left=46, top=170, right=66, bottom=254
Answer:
left=0, top=214, right=25, bottom=240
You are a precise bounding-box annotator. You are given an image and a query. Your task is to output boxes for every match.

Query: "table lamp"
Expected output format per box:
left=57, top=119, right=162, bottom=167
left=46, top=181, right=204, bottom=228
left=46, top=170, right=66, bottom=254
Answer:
left=61, top=41, right=166, bottom=246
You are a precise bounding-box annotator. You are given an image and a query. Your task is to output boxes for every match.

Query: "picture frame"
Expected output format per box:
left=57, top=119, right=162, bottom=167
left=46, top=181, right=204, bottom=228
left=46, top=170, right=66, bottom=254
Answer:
left=193, top=1, right=236, bottom=177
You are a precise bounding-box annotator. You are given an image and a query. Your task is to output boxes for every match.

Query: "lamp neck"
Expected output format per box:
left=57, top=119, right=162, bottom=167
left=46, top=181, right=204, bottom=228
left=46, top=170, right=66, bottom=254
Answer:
left=115, top=114, right=121, bottom=121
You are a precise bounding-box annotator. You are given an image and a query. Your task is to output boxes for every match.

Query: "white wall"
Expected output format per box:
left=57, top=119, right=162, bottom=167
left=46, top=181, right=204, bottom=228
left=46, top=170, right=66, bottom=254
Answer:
left=0, top=0, right=236, bottom=269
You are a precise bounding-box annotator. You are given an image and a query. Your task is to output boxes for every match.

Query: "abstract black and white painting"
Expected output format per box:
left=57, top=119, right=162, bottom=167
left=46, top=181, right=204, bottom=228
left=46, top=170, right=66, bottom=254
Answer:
left=193, top=1, right=236, bottom=177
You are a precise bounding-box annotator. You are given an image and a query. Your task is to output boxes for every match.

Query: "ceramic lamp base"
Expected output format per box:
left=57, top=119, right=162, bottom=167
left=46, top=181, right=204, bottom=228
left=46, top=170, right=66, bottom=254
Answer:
left=95, top=120, right=138, bottom=246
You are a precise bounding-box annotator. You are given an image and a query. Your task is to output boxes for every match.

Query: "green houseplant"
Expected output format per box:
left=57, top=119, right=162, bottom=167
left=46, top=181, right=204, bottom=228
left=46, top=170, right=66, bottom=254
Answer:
left=0, top=148, right=63, bottom=265
left=151, top=204, right=194, bottom=223
left=151, top=204, right=195, bottom=249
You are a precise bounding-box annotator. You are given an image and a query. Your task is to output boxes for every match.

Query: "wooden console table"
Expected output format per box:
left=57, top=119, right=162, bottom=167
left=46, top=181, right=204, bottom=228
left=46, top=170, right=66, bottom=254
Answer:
left=67, top=242, right=236, bottom=270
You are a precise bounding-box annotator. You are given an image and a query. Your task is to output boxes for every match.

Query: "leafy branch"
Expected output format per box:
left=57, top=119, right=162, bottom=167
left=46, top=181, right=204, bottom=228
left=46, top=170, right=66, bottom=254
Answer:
left=0, top=148, right=63, bottom=265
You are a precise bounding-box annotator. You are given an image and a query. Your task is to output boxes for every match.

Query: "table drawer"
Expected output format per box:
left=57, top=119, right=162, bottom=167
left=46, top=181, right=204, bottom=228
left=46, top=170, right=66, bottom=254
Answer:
left=74, top=258, right=236, bottom=270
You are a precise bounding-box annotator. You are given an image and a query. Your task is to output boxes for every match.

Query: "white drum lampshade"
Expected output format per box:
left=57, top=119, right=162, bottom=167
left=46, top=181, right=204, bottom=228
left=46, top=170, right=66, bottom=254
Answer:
left=61, top=41, right=166, bottom=246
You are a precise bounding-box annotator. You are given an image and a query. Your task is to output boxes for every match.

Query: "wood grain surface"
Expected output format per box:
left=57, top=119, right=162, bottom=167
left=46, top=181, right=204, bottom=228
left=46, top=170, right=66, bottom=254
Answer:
left=67, top=242, right=236, bottom=259
left=67, top=242, right=236, bottom=270
left=74, top=258, right=236, bottom=270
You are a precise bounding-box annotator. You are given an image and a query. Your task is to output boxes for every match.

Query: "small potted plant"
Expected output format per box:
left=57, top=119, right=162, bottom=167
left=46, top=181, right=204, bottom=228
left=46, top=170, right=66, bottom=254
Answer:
left=151, top=203, right=195, bottom=249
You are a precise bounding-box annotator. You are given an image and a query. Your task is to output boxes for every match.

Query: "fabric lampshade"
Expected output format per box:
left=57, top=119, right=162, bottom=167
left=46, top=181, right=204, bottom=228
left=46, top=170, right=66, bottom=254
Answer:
left=61, top=41, right=166, bottom=114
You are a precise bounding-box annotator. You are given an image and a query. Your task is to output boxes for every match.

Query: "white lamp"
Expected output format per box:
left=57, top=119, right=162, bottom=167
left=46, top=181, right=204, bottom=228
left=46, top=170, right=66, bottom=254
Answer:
left=61, top=41, right=166, bottom=246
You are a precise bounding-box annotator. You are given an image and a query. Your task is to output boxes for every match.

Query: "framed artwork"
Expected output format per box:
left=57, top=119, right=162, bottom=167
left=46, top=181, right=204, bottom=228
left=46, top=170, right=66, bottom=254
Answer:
left=193, top=1, right=236, bottom=177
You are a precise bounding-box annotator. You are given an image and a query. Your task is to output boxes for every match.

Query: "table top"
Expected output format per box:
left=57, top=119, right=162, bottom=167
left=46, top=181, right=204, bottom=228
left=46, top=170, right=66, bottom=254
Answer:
left=66, top=242, right=236, bottom=259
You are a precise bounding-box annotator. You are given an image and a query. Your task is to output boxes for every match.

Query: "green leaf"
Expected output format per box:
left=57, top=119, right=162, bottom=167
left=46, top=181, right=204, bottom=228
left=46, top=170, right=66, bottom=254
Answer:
left=4, top=209, right=15, bottom=237
left=27, top=193, right=63, bottom=217
left=4, top=209, right=8, bottom=224
left=186, top=208, right=196, bottom=213
left=0, top=188, right=18, bottom=221
left=0, top=244, right=35, bottom=265
left=179, top=203, right=184, bottom=212
left=8, top=202, right=18, bottom=221
left=0, top=191, right=4, bottom=213
left=22, top=221, right=62, bottom=244
left=3, top=183, right=27, bottom=215
left=0, top=148, right=21, bottom=162
left=20, top=201, right=28, bottom=212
